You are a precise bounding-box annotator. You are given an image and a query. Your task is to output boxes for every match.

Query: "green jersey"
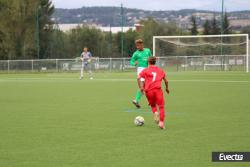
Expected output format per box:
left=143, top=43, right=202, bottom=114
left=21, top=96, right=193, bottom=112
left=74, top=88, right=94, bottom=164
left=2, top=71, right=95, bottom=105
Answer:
left=130, top=48, right=152, bottom=68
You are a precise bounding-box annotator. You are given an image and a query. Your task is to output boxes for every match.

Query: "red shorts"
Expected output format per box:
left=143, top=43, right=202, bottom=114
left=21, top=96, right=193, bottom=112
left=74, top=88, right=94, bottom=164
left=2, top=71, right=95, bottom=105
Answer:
left=145, top=88, right=164, bottom=107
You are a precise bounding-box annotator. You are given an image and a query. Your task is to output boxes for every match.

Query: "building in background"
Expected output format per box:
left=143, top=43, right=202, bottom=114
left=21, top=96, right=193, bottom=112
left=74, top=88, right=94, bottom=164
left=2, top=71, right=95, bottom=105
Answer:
left=57, top=24, right=136, bottom=33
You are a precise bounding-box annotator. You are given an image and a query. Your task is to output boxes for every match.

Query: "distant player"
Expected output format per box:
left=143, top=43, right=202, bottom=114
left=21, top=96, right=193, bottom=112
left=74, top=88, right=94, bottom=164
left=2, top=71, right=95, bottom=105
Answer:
left=130, top=39, right=152, bottom=108
left=138, top=57, right=170, bottom=129
left=80, top=47, right=93, bottom=80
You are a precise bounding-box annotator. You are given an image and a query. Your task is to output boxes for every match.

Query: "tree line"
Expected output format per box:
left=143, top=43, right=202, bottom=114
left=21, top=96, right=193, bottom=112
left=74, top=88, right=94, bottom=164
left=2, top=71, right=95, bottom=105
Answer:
left=0, top=1, right=249, bottom=60
left=182, top=13, right=247, bottom=57
left=190, top=13, right=231, bottom=35
left=49, top=18, right=182, bottom=59
left=0, top=0, right=54, bottom=60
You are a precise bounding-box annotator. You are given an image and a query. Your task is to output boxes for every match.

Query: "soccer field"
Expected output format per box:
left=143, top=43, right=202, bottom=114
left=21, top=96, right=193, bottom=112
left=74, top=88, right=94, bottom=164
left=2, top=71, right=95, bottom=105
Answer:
left=0, top=72, right=250, bottom=167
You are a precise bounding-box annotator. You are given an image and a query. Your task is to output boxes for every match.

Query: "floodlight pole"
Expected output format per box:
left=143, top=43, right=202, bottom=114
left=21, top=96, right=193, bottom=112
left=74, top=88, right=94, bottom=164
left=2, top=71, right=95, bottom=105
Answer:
left=109, top=24, right=112, bottom=56
left=36, top=5, right=40, bottom=59
left=247, top=34, right=249, bottom=73
left=121, top=3, right=124, bottom=57
left=221, top=0, right=224, bottom=36
left=220, top=0, right=224, bottom=70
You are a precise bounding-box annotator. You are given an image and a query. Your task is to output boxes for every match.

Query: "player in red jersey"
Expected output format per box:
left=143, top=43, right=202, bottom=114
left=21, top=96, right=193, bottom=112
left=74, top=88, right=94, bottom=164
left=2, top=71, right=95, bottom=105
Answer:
left=137, top=57, right=170, bottom=129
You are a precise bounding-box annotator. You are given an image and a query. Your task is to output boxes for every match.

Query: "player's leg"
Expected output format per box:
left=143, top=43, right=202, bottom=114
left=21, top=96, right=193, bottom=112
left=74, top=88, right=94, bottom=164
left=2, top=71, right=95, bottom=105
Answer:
left=135, top=89, right=142, bottom=102
left=80, top=63, right=84, bottom=80
left=86, top=63, right=93, bottom=80
left=153, top=106, right=159, bottom=124
left=146, top=90, right=159, bottom=123
left=132, top=94, right=141, bottom=108
left=135, top=77, right=145, bottom=103
left=133, top=86, right=143, bottom=109
left=156, top=89, right=165, bottom=129
left=158, top=105, right=165, bottom=129
left=132, top=67, right=145, bottom=108
left=89, top=70, right=93, bottom=80
left=132, top=88, right=143, bottom=109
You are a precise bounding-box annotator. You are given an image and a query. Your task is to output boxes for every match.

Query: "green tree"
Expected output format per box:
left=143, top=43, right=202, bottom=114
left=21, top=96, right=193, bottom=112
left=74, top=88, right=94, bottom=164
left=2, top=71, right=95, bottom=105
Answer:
left=211, top=15, right=220, bottom=34
left=37, top=0, right=55, bottom=59
left=0, top=0, right=37, bottom=59
left=125, top=29, right=139, bottom=57
left=222, top=12, right=231, bottom=34
left=241, top=26, right=250, bottom=39
left=135, top=18, right=182, bottom=57
left=0, top=0, right=8, bottom=59
left=138, top=18, right=181, bottom=49
left=203, top=20, right=211, bottom=35
left=48, top=28, right=69, bottom=58
left=66, top=25, right=107, bottom=58
left=115, top=29, right=139, bottom=57
left=0, top=0, right=54, bottom=60
left=190, top=15, right=198, bottom=35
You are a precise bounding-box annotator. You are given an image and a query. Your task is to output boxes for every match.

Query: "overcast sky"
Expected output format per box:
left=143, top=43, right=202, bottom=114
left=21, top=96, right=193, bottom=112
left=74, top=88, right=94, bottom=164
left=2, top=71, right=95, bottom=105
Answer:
left=52, top=0, right=250, bottom=11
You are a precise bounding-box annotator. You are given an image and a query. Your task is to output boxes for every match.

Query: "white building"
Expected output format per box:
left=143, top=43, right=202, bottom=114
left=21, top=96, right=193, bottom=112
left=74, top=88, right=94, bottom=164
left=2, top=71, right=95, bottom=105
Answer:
left=57, top=24, right=135, bottom=33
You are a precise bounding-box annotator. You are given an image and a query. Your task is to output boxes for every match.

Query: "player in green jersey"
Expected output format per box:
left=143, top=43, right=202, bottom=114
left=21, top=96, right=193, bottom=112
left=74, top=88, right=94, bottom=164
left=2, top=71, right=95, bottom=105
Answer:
left=130, top=39, right=152, bottom=108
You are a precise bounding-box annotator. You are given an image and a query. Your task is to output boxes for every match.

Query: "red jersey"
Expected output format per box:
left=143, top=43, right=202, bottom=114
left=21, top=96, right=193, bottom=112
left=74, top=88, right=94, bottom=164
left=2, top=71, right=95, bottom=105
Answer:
left=139, top=65, right=166, bottom=91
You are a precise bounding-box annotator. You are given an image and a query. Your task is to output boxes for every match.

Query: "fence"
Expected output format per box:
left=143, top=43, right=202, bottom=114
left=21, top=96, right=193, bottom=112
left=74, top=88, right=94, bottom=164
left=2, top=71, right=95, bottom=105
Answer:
left=0, top=58, right=132, bottom=73
left=0, top=55, right=248, bottom=73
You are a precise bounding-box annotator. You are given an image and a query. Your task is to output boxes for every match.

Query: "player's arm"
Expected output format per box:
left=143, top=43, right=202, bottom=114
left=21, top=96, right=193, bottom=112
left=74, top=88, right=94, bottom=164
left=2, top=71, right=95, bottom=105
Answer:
left=80, top=53, right=83, bottom=61
left=130, top=53, right=138, bottom=66
left=163, top=76, right=170, bottom=94
left=148, top=48, right=152, bottom=57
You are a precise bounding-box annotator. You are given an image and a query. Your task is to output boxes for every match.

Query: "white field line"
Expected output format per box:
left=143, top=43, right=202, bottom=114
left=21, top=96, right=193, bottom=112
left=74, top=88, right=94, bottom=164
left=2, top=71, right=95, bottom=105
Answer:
left=94, top=79, right=250, bottom=83
left=171, top=79, right=250, bottom=83
left=0, top=78, right=250, bottom=83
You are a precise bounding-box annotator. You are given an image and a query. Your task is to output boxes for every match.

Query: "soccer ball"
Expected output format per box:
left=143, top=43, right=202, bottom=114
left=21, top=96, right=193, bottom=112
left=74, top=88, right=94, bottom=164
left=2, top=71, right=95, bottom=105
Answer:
left=134, top=116, right=144, bottom=126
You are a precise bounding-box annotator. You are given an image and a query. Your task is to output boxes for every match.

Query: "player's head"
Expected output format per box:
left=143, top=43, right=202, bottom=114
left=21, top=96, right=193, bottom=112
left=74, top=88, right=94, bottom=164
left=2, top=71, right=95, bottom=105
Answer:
left=135, top=39, right=144, bottom=50
left=83, top=47, right=88, bottom=52
left=148, top=56, right=157, bottom=65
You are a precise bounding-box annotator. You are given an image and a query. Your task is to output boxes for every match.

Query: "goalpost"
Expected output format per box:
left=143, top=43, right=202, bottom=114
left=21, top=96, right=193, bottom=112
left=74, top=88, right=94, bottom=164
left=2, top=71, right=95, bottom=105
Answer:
left=153, top=34, right=249, bottom=72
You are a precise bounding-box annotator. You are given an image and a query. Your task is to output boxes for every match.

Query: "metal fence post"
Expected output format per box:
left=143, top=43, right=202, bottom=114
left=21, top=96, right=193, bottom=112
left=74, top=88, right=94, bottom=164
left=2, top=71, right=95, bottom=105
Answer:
left=185, top=56, right=188, bottom=71
left=31, top=60, right=34, bottom=72
left=176, top=56, right=179, bottom=72
left=56, top=59, right=58, bottom=72
left=97, top=57, right=100, bottom=70
left=123, top=58, right=125, bottom=71
left=7, top=60, right=10, bottom=73
left=109, top=58, right=112, bottom=72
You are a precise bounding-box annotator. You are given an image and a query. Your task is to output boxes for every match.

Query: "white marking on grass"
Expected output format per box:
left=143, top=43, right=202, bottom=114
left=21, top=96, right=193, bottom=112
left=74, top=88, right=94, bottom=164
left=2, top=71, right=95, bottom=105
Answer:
left=89, top=79, right=250, bottom=83
left=0, top=78, right=250, bottom=83
left=170, top=79, right=250, bottom=83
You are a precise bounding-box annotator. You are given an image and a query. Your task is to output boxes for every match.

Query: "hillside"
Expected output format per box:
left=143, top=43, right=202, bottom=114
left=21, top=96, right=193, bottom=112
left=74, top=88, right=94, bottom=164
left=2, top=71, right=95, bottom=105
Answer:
left=53, top=7, right=250, bottom=29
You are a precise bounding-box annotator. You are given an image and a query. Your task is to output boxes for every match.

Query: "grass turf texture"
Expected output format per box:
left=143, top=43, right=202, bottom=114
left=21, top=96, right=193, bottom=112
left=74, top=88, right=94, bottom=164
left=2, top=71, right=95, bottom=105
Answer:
left=0, top=72, right=250, bottom=167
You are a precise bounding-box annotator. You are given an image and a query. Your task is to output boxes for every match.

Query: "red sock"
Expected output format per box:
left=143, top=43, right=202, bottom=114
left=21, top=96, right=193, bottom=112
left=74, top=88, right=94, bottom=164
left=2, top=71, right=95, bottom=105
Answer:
left=159, top=105, right=165, bottom=122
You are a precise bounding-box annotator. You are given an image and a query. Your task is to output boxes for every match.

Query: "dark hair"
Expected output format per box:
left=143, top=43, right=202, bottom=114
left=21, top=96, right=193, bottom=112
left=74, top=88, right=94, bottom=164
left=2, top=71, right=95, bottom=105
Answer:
left=148, top=56, right=156, bottom=65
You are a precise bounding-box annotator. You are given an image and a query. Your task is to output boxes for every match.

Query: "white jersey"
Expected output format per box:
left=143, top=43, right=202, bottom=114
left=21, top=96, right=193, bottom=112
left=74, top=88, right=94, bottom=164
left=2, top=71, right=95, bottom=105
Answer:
left=81, top=51, right=92, bottom=62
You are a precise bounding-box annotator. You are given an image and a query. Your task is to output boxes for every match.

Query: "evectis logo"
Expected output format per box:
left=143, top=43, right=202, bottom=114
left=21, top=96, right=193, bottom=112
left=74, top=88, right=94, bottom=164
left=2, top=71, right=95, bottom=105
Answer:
left=219, top=153, right=243, bottom=161
left=212, top=152, right=250, bottom=162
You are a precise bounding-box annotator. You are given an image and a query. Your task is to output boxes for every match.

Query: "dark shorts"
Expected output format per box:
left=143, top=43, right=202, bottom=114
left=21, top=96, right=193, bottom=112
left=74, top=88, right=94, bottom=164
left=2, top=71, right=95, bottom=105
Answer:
left=82, top=62, right=90, bottom=70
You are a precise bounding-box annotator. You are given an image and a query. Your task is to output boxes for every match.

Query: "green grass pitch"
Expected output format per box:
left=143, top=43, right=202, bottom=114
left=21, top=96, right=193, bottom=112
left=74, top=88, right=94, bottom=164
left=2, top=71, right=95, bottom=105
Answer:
left=0, top=72, right=250, bottom=167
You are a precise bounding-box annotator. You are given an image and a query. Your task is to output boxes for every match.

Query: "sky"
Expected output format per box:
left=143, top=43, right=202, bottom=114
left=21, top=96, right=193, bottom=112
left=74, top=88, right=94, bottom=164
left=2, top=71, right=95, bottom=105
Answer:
left=52, top=0, right=250, bottom=11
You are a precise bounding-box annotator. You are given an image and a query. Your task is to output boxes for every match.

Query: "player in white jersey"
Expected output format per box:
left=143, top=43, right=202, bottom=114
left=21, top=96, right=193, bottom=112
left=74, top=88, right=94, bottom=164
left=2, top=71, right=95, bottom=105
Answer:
left=80, top=47, right=93, bottom=80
